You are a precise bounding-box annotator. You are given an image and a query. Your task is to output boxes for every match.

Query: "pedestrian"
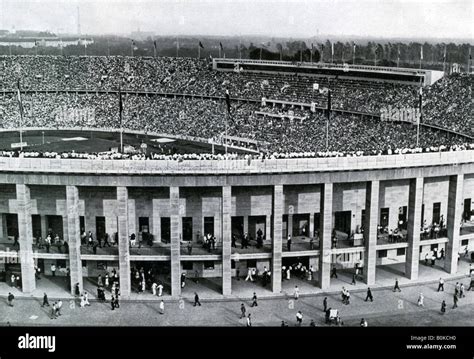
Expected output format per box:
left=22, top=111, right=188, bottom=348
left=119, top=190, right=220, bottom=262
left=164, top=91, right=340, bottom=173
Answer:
left=187, top=241, right=192, bottom=255
left=455, top=282, right=460, bottom=297
left=80, top=294, right=86, bottom=308
left=84, top=291, right=90, bottom=306
left=51, top=263, right=56, bottom=277
left=294, top=285, right=299, bottom=300
left=152, top=282, right=157, bottom=296
left=281, top=320, right=289, bottom=327
left=97, top=274, right=103, bottom=287
left=365, top=288, right=373, bottom=302
left=181, top=273, right=186, bottom=288
left=159, top=300, right=165, bottom=314
left=111, top=295, right=116, bottom=310
left=56, top=300, right=63, bottom=316
left=417, top=293, right=424, bottom=307
left=193, top=292, right=201, bottom=307
left=114, top=296, right=119, bottom=309
left=287, top=235, right=292, bottom=251
left=360, top=318, right=368, bottom=327
left=246, top=313, right=252, bottom=327
left=157, top=283, right=163, bottom=297
left=351, top=273, right=356, bottom=285
left=50, top=302, right=57, bottom=319
left=240, top=303, right=246, bottom=319
left=437, top=278, right=444, bottom=292
left=460, top=283, right=465, bottom=298
left=251, top=292, right=258, bottom=307
left=393, top=278, right=401, bottom=292
left=7, top=292, right=14, bottom=307
left=245, top=268, right=254, bottom=282
left=42, top=293, right=50, bottom=307
left=331, top=266, right=338, bottom=278
left=323, top=297, right=328, bottom=312
left=309, top=319, right=316, bottom=327
left=452, top=294, right=458, bottom=309
left=296, top=311, right=303, bottom=326
left=441, top=300, right=446, bottom=314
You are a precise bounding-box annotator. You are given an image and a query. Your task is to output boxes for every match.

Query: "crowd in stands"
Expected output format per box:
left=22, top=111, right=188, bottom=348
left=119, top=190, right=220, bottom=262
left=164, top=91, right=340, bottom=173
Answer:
left=0, top=55, right=472, bottom=159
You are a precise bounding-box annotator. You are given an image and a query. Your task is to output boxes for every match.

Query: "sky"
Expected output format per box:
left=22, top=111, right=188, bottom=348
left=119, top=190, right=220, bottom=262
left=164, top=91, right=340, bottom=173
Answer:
left=0, top=0, right=472, bottom=40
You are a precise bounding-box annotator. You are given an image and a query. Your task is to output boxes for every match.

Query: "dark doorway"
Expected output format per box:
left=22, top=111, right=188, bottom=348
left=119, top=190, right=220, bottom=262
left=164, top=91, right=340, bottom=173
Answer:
left=231, top=216, right=244, bottom=237
left=182, top=217, right=193, bottom=241
left=95, top=216, right=106, bottom=240
left=292, top=213, right=310, bottom=236
left=464, top=198, right=472, bottom=221
left=80, top=216, right=85, bottom=233
left=47, top=215, right=64, bottom=238
left=161, top=217, right=170, bottom=243
left=334, top=211, right=351, bottom=236
left=32, top=215, right=41, bottom=238
left=204, top=217, right=214, bottom=237
left=139, top=217, right=149, bottom=233
left=6, top=214, right=18, bottom=237
left=432, top=202, right=441, bottom=224
left=314, top=213, right=321, bottom=237
left=249, top=215, right=266, bottom=238
left=398, top=206, right=408, bottom=229
left=380, top=208, right=389, bottom=229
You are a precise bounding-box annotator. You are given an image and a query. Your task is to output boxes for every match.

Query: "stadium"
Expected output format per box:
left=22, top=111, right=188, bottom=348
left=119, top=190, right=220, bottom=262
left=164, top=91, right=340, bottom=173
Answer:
left=0, top=54, right=473, bottom=317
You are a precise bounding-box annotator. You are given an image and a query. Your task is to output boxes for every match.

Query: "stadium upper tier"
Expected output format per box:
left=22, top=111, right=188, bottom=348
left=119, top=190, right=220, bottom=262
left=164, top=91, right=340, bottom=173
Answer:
left=0, top=55, right=472, bottom=142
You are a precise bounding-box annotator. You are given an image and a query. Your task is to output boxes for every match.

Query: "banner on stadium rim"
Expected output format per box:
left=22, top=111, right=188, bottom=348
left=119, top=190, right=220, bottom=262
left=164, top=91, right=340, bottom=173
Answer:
left=11, top=142, right=27, bottom=149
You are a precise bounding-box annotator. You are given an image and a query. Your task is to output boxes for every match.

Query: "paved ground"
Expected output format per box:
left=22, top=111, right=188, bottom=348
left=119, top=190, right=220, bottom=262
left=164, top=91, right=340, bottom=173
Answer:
left=1, top=277, right=473, bottom=327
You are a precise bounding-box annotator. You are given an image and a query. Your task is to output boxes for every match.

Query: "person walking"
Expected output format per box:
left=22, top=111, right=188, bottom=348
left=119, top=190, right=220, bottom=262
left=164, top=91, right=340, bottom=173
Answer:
left=287, top=235, right=292, bottom=251
left=7, top=292, right=14, bottom=307
left=50, top=302, right=57, bottom=319
left=245, top=268, right=254, bottom=282
left=84, top=291, right=90, bottom=306
left=393, top=278, right=401, bottom=292
left=181, top=273, right=186, bottom=288
left=42, top=293, right=50, bottom=307
left=331, top=266, right=338, bottom=278
left=454, top=282, right=460, bottom=297
left=452, top=293, right=458, bottom=309
left=441, top=300, right=446, bottom=314
left=152, top=282, right=157, bottom=296
left=351, top=273, right=357, bottom=285
left=193, top=292, right=201, bottom=307
left=246, top=313, right=252, bottom=327
left=157, top=283, right=163, bottom=297
left=296, top=311, right=303, bottom=326
left=159, top=300, right=165, bottom=314
left=111, top=295, right=116, bottom=310
left=417, top=293, right=424, bottom=307
left=294, top=285, right=300, bottom=300
left=323, top=297, right=328, bottom=312
left=437, top=278, right=444, bottom=292
left=51, top=264, right=56, bottom=277
left=56, top=300, right=63, bottom=316
left=365, top=287, right=373, bottom=302
left=251, top=292, right=258, bottom=307
left=460, top=283, right=465, bottom=298
left=240, top=303, right=246, bottom=319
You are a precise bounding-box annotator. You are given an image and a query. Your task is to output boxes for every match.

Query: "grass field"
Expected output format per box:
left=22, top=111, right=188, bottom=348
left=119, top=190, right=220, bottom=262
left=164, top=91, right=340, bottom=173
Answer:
left=0, top=129, right=231, bottom=155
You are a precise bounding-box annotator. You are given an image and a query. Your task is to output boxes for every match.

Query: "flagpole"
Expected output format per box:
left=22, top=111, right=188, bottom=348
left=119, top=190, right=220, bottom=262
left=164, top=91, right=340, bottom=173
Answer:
left=176, top=37, right=179, bottom=58
left=443, top=46, right=446, bottom=73
left=326, top=89, right=331, bottom=152
left=17, top=80, right=24, bottom=151
left=119, top=87, right=123, bottom=153
left=397, top=45, right=400, bottom=68
left=417, top=85, right=422, bottom=148
left=352, top=44, right=355, bottom=65
left=107, top=38, right=110, bottom=56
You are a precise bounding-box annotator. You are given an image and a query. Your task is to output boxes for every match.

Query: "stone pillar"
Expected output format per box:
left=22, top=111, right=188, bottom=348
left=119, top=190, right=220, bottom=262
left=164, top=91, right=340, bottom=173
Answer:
left=0, top=214, right=7, bottom=238
left=445, top=174, right=464, bottom=274
left=117, top=187, right=131, bottom=298
left=265, top=215, right=271, bottom=240
left=288, top=213, right=294, bottom=237
left=243, top=215, right=249, bottom=235
left=16, top=184, right=36, bottom=293
left=405, top=177, right=424, bottom=280
left=272, top=185, right=283, bottom=293
left=128, top=199, right=136, bottom=237
left=40, top=215, right=48, bottom=239
left=62, top=216, right=69, bottom=242
left=152, top=199, right=161, bottom=242
left=66, top=186, right=83, bottom=295
left=170, top=186, right=181, bottom=296
left=319, top=183, right=333, bottom=290
left=363, top=180, right=379, bottom=285
left=309, top=213, right=315, bottom=238
left=222, top=186, right=232, bottom=295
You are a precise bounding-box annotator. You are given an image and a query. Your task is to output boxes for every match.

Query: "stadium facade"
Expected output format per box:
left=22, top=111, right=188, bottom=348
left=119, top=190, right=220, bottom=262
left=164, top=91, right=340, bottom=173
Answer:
left=0, top=150, right=473, bottom=298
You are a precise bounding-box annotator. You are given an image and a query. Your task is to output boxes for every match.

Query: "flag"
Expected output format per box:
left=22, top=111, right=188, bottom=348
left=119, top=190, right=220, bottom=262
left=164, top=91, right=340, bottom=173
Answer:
left=153, top=40, right=157, bottom=50
left=420, top=45, right=423, bottom=60
left=331, top=42, right=334, bottom=56
left=131, top=40, right=138, bottom=51
left=225, top=89, right=231, bottom=113
left=443, top=45, right=447, bottom=61
left=219, top=42, right=223, bottom=51
left=199, top=41, right=204, bottom=49
left=353, top=43, right=356, bottom=52
left=17, top=79, right=24, bottom=117
left=119, top=87, right=123, bottom=128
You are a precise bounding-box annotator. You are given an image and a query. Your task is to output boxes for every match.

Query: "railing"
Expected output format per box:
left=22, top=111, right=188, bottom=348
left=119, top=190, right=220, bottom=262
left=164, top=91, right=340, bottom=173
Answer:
left=0, top=149, right=472, bottom=175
